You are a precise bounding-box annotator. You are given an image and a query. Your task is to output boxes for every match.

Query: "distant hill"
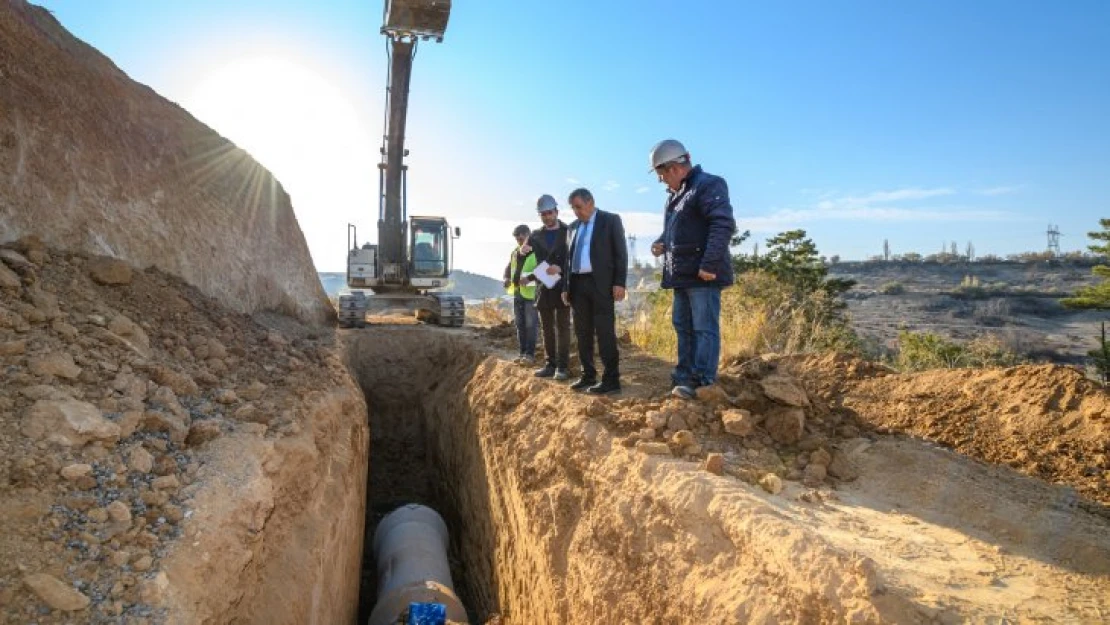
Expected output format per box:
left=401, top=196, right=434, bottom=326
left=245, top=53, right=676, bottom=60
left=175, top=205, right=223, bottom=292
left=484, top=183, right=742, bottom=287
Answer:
left=318, top=270, right=503, bottom=301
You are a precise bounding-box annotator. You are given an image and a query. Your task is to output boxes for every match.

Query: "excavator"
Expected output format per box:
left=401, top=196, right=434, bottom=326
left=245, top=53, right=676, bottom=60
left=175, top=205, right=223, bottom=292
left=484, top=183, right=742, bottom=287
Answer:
left=338, top=0, right=465, bottom=328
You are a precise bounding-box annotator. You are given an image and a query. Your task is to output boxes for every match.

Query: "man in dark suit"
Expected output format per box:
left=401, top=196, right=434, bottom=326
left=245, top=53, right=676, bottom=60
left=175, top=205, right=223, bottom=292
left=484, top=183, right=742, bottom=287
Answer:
left=524, top=194, right=572, bottom=380
left=561, top=188, right=628, bottom=394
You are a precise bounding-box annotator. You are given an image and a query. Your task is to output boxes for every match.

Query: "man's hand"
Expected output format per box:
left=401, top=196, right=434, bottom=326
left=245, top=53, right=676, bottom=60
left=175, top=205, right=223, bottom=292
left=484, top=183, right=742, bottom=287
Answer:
left=546, top=264, right=561, bottom=275
left=520, top=243, right=532, bottom=255
left=697, top=269, right=716, bottom=281
left=651, top=242, right=664, bottom=257
left=613, top=286, right=626, bottom=302
left=561, top=292, right=570, bottom=306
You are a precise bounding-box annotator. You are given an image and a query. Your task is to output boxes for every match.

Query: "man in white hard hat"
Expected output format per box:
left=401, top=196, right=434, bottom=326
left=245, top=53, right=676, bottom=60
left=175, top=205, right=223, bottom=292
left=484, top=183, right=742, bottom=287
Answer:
left=523, top=194, right=572, bottom=380
left=649, top=139, right=736, bottom=400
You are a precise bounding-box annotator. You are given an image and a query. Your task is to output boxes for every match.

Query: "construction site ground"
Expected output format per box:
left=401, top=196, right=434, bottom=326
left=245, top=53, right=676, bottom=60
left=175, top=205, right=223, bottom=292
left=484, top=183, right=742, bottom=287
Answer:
left=2, top=241, right=1109, bottom=623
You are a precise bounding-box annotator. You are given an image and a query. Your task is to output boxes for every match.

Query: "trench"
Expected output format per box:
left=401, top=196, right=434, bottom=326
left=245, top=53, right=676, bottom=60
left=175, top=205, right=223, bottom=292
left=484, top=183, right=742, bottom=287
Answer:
left=345, top=327, right=515, bottom=623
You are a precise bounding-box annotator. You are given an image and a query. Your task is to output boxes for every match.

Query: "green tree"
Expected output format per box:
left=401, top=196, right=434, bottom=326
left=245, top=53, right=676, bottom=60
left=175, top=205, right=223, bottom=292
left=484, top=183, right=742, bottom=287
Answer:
left=1061, top=219, right=1110, bottom=309
left=1061, top=219, right=1110, bottom=383
left=734, top=230, right=855, bottom=298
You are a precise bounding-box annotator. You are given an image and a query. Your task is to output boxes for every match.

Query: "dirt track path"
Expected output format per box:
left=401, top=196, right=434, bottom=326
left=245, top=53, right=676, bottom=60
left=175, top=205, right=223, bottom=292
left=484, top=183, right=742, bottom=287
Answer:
left=786, top=437, right=1109, bottom=622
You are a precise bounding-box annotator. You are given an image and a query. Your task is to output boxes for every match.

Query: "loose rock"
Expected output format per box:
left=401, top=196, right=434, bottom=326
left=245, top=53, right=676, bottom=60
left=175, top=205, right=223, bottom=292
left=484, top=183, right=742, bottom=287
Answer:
left=636, top=441, right=672, bottom=456
left=22, top=399, right=121, bottom=446
left=759, top=473, right=784, bottom=495
left=809, top=448, right=833, bottom=467
left=107, top=500, right=132, bottom=523
left=705, top=453, right=725, bottom=475
left=129, top=446, right=155, bottom=473
left=28, top=352, right=82, bottom=379
left=828, top=450, right=861, bottom=481
left=721, top=409, right=756, bottom=436
left=152, top=475, right=180, bottom=491
left=60, top=463, right=93, bottom=480
left=759, top=374, right=810, bottom=407
left=803, top=462, right=827, bottom=487
left=764, top=407, right=806, bottom=445
left=88, top=257, right=133, bottom=285
left=0, top=339, right=27, bottom=356
left=186, top=420, right=222, bottom=447
left=23, top=573, right=90, bottom=611
left=0, top=261, right=20, bottom=288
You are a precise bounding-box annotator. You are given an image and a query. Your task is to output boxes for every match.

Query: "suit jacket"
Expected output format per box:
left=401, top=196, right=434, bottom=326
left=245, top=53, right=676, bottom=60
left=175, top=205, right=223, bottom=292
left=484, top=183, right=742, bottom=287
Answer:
left=564, top=209, right=628, bottom=297
left=527, top=221, right=570, bottom=309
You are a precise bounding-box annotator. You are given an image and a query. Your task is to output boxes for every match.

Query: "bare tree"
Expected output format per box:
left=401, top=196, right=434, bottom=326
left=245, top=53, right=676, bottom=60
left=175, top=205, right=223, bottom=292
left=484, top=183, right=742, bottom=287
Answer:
left=883, top=239, right=891, bottom=262
left=965, top=241, right=975, bottom=262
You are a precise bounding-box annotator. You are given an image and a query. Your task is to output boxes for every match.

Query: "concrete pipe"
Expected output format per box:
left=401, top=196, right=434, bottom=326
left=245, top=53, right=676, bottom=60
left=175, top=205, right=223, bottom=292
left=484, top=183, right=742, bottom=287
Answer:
left=368, top=504, right=468, bottom=625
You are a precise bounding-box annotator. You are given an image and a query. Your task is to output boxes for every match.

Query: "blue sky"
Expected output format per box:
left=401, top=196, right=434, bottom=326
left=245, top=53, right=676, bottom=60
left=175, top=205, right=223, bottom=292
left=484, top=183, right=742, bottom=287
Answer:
left=38, top=0, right=1110, bottom=278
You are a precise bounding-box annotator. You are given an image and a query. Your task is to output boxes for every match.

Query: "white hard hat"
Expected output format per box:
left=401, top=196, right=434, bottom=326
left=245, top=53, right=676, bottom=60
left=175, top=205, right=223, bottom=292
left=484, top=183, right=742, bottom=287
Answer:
left=536, top=194, right=558, bottom=213
left=649, top=139, right=689, bottom=171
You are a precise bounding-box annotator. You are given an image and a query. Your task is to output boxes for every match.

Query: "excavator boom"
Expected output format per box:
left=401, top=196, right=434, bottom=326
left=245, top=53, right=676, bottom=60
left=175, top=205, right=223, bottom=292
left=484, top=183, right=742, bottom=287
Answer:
left=340, top=0, right=463, bottom=328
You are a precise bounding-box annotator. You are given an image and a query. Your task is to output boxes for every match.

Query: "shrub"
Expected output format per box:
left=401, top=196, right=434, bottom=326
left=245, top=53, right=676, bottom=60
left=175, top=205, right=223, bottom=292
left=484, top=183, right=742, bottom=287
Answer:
left=894, top=330, right=1025, bottom=371
left=467, top=298, right=512, bottom=325
left=878, top=281, right=905, bottom=295
left=629, top=272, right=858, bottom=364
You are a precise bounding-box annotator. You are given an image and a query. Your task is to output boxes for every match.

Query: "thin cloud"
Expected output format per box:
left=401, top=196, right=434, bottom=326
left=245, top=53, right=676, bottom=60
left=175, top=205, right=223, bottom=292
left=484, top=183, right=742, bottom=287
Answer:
left=635, top=186, right=651, bottom=194
left=975, top=185, right=1024, bottom=196
left=741, top=205, right=1011, bottom=234
left=815, top=187, right=955, bottom=210
left=565, top=177, right=580, bottom=184
left=602, top=180, right=620, bottom=192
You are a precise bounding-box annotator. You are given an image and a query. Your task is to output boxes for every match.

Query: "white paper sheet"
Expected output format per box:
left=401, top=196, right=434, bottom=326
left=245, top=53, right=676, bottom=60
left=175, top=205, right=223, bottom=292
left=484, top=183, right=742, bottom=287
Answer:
left=531, top=261, right=560, bottom=288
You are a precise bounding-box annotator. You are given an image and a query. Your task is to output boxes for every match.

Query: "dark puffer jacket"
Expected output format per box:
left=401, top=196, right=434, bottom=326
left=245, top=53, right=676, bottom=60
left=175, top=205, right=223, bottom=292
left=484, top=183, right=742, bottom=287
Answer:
left=655, top=165, right=736, bottom=289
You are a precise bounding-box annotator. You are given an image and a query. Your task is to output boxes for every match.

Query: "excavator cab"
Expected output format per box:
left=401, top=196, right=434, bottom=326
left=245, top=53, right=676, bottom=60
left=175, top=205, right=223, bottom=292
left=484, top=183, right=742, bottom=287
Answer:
left=410, top=217, right=450, bottom=280
left=382, top=0, right=451, bottom=41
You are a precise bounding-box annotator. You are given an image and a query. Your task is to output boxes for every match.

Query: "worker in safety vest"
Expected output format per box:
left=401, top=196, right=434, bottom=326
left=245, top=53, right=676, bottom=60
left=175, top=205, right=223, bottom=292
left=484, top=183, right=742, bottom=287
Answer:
left=503, top=224, right=539, bottom=363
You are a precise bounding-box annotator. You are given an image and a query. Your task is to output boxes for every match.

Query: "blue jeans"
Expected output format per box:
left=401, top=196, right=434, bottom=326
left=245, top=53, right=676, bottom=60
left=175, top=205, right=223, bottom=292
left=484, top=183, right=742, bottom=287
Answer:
left=514, top=296, right=538, bottom=356
left=671, top=286, right=722, bottom=387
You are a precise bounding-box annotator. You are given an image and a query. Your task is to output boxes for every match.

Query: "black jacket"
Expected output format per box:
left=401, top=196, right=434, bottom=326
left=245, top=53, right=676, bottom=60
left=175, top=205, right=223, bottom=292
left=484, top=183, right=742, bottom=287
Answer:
left=527, top=221, right=570, bottom=309
left=564, top=209, right=628, bottom=296
left=654, top=165, right=736, bottom=289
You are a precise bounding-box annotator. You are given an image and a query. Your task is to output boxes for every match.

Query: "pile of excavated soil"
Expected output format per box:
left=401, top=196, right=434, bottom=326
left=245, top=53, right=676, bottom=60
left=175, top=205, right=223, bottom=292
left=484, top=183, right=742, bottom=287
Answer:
left=0, top=238, right=363, bottom=624
left=782, top=352, right=1110, bottom=509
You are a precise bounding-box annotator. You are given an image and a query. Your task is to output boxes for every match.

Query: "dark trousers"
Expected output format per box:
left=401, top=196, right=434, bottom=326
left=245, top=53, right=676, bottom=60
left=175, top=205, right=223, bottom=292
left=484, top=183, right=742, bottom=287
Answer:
left=538, top=305, right=570, bottom=369
left=569, top=274, right=619, bottom=383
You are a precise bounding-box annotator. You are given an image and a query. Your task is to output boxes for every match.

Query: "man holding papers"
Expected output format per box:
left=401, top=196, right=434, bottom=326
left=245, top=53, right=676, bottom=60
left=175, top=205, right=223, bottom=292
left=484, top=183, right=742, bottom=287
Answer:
left=524, top=194, right=572, bottom=380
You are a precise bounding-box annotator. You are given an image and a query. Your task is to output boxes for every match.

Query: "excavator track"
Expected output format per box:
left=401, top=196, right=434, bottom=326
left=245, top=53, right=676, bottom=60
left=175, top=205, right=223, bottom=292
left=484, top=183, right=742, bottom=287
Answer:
left=431, top=293, right=465, bottom=327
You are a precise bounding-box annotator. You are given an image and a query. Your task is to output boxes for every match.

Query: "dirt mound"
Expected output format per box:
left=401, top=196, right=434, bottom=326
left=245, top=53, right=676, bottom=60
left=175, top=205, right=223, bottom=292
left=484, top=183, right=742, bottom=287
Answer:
left=0, top=1, right=331, bottom=325
left=0, top=240, right=363, bottom=623
left=784, top=352, right=1110, bottom=508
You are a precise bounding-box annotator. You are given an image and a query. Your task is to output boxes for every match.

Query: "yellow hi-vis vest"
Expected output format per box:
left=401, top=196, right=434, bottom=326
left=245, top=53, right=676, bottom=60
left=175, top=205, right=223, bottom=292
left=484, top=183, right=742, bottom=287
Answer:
left=506, top=248, right=537, bottom=300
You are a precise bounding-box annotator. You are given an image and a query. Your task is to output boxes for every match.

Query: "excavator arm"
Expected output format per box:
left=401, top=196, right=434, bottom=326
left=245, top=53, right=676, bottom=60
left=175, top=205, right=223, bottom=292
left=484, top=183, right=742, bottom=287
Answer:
left=376, top=0, right=451, bottom=279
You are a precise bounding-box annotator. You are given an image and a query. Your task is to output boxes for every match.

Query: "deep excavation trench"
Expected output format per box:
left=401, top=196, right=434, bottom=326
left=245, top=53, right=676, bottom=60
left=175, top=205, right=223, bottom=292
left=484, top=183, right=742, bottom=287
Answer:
left=346, top=327, right=509, bottom=623
left=336, top=326, right=1110, bottom=624
left=340, top=326, right=903, bottom=624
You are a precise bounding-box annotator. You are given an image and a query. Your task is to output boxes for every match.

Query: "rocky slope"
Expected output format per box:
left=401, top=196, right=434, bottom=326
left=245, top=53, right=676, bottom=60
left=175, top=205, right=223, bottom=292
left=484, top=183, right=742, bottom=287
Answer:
left=0, top=240, right=365, bottom=624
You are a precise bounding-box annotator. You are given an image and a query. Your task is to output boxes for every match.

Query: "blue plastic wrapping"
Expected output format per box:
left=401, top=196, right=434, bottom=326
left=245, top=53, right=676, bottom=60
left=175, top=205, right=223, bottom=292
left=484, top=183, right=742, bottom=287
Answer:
left=407, top=602, right=447, bottom=625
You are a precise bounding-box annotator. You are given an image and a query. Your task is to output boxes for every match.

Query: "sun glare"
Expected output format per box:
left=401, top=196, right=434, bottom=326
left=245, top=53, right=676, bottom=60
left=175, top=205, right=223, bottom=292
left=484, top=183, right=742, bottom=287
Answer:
left=185, top=55, right=377, bottom=267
